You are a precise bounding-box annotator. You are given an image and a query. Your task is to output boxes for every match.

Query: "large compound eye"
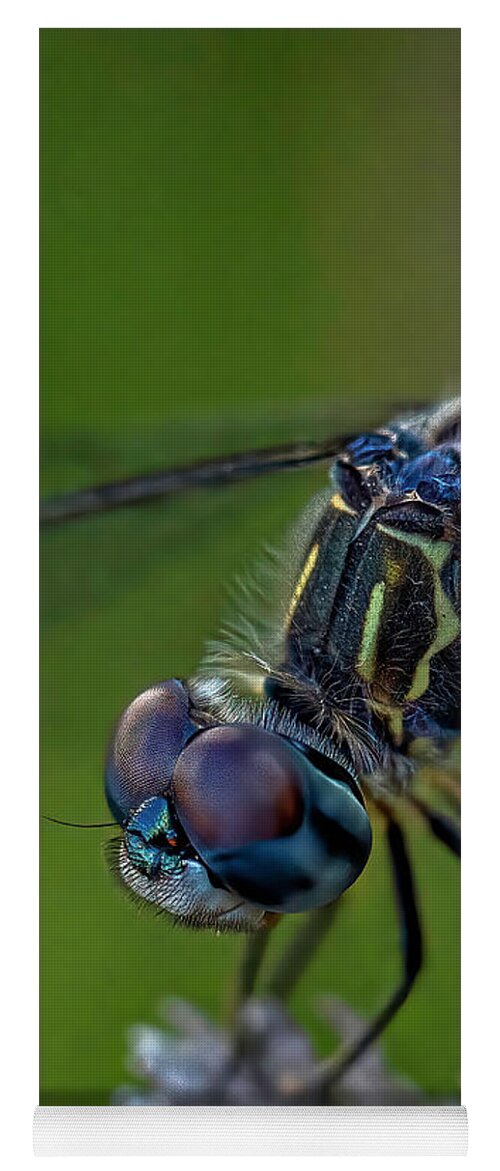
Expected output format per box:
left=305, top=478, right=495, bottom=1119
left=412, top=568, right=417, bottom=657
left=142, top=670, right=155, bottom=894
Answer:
left=105, top=680, right=196, bottom=825
left=174, top=725, right=304, bottom=848
left=172, top=725, right=372, bottom=913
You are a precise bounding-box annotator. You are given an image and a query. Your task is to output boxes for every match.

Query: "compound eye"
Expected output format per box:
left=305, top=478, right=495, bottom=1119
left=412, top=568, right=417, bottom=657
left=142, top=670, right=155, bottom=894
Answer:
left=105, top=680, right=196, bottom=825
left=173, top=724, right=372, bottom=914
left=173, top=725, right=305, bottom=851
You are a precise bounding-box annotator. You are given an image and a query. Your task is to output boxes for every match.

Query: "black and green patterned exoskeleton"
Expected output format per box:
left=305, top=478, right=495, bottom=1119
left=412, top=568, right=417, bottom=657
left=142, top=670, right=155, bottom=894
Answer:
left=43, top=396, right=461, bottom=1097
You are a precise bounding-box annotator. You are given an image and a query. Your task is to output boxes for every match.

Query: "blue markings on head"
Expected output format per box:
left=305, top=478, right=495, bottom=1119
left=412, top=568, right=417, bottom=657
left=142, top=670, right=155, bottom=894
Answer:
left=124, top=795, right=185, bottom=879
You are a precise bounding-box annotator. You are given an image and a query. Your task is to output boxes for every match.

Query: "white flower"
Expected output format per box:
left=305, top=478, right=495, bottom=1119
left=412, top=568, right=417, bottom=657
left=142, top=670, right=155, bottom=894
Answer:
left=114, top=995, right=424, bottom=1106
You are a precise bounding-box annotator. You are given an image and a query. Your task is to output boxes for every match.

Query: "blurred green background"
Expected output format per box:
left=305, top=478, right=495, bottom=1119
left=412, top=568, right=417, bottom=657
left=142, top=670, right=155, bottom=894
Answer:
left=40, top=28, right=460, bottom=1103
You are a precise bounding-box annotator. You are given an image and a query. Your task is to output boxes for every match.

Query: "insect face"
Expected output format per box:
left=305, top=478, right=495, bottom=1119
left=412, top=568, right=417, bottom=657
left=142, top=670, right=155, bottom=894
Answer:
left=105, top=679, right=372, bottom=930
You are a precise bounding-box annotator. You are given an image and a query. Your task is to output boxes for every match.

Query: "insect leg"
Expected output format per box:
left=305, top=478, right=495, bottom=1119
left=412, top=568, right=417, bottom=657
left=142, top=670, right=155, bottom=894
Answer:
left=410, top=794, right=461, bottom=858
left=231, top=905, right=338, bottom=1022
left=286, top=813, right=422, bottom=1101
left=265, top=903, right=338, bottom=1002
left=230, top=930, right=274, bottom=1021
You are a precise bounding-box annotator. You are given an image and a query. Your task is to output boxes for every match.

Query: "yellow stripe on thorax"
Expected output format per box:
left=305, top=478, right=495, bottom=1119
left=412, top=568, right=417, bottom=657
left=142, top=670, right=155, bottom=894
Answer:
left=356, top=581, right=386, bottom=682
left=356, top=559, right=403, bottom=683
left=330, top=491, right=357, bottom=516
left=285, top=542, right=319, bottom=626
left=377, top=524, right=460, bottom=702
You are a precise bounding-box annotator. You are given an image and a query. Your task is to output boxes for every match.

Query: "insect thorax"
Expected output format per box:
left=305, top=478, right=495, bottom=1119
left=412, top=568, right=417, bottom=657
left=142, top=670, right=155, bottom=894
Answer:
left=197, top=400, right=461, bottom=781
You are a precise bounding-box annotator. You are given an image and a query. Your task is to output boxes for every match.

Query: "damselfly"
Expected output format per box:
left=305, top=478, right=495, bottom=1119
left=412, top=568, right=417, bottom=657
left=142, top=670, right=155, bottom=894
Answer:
left=42, top=396, right=460, bottom=1099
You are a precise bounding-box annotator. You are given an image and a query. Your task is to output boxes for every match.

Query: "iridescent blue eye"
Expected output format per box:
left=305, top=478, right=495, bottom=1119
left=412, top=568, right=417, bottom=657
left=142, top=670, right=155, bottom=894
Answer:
left=105, top=680, right=196, bottom=825
left=172, top=725, right=372, bottom=913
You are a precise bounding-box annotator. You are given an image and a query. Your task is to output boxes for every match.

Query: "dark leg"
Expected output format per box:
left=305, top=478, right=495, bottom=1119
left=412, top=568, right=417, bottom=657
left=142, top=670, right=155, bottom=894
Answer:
left=287, top=814, right=423, bottom=1101
left=228, top=906, right=338, bottom=1087
left=230, top=930, right=273, bottom=1023
left=410, top=794, right=461, bottom=858
left=231, top=904, right=337, bottom=1018
left=265, top=903, right=338, bottom=1002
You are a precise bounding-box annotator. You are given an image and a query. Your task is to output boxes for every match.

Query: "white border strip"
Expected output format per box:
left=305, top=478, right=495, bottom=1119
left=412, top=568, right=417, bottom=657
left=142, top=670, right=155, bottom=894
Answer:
left=33, top=1106, right=468, bottom=1156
